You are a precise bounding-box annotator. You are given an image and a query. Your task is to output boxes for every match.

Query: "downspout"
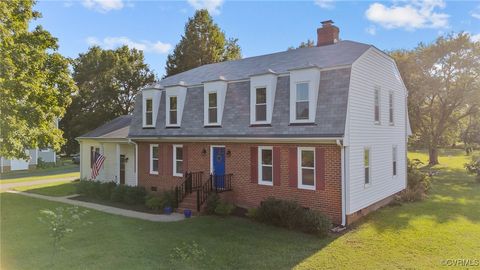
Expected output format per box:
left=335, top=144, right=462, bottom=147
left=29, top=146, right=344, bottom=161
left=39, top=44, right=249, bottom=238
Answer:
left=336, top=139, right=346, bottom=227
left=128, top=138, right=138, bottom=186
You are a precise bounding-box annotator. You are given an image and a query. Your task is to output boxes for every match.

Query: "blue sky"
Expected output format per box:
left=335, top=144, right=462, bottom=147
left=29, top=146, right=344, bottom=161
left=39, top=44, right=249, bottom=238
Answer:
left=35, top=0, right=480, bottom=78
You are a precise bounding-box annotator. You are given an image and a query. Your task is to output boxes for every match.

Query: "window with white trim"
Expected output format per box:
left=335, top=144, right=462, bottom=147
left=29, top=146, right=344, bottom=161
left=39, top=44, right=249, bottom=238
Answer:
left=298, top=147, right=315, bottom=189
left=374, top=87, right=380, bottom=124
left=150, top=144, right=159, bottom=174
left=255, top=87, right=267, bottom=122
left=392, top=146, right=397, bottom=176
left=389, top=92, right=394, bottom=125
left=296, top=83, right=309, bottom=120
left=145, top=98, right=153, bottom=126
left=208, top=92, right=218, bottom=124
left=173, top=145, right=183, bottom=177
left=258, top=146, right=273, bottom=185
left=364, top=148, right=370, bottom=185
left=169, top=96, right=178, bottom=125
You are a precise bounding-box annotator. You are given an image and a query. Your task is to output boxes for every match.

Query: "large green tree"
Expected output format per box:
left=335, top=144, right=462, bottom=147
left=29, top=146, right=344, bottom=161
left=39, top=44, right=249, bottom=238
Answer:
left=0, top=0, right=77, bottom=159
left=392, top=33, right=480, bottom=165
left=61, top=46, right=155, bottom=154
left=165, top=9, right=241, bottom=77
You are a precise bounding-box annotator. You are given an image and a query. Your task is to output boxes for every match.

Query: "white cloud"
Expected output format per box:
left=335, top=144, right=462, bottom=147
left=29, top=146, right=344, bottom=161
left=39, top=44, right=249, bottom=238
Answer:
left=365, top=25, right=377, bottom=35
left=187, top=0, right=224, bottom=15
left=365, top=0, right=449, bottom=30
left=471, top=34, right=480, bottom=42
left=82, top=0, right=124, bottom=13
left=86, top=36, right=172, bottom=54
left=471, top=5, right=480, bottom=19
left=314, top=0, right=334, bottom=9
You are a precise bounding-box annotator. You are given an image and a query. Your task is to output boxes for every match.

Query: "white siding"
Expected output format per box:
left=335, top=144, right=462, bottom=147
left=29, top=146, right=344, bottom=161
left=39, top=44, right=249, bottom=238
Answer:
left=346, top=48, right=407, bottom=214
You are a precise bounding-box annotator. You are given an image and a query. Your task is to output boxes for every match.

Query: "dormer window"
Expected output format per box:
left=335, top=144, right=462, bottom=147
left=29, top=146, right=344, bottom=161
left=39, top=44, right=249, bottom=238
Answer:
left=255, top=87, right=267, bottom=122
left=208, top=92, right=218, bottom=124
left=145, top=99, right=153, bottom=126
left=295, top=82, right=309, bottom=120
left=165, top=86, right=187, bottom=127
left=169, top=96, right=178, bottom=125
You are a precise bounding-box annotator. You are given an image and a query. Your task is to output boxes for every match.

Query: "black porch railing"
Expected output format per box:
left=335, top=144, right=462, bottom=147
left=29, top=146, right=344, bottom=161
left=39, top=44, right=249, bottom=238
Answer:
left=196, top=174, right=233, bottom=212
left=174, top=171, right=203, bottom=208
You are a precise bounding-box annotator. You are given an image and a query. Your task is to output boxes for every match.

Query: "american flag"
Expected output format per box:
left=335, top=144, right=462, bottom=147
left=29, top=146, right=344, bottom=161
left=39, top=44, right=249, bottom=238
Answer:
left=91, top=152, right=106, bottom=179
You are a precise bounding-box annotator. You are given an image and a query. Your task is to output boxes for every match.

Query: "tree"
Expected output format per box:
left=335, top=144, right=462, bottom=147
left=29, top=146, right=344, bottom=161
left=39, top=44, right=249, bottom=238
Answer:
left=287, top=39, right=315, bottom=50
left=0, top=0, right=77, bottom=159
left=61, top=46, right=155, bottom=154
left=392, top=33, right=480, bottom=165
left=165, top=9, right=241, bottom=77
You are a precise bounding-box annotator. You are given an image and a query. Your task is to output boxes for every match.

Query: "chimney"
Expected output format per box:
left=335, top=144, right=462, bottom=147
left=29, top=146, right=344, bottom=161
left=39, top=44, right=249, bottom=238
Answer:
left=317, top=20, right=339, bottom=46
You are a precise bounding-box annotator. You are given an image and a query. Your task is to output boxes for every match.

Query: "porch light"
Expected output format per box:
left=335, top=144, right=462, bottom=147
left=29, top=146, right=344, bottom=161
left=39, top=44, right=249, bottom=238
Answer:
left=202, top=148, right=207, bottom=156
left=227, top=149, right=231, bottom=157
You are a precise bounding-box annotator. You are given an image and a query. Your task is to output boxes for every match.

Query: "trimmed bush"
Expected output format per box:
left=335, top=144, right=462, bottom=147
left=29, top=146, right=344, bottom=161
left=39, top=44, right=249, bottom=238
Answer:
left=160, top=190, right=175, bottom=208
left=246, top=208, right=257, bottom=219
left=214, top=201, right=235, bottom=217
left=205, top=192, right=219, bottom=215
left=255, top=197, right=331, bottom=237
left=110, top=185, right=127, bottom=202
left=145, top=194, right=162, bottom=211
left=123, top=186, right=146, bottom=205
left=97, top=181, right=116, bottom=200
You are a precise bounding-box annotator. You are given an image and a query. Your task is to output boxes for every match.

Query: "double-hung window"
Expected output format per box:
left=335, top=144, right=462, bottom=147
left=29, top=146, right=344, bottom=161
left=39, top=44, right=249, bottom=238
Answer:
left=255, top=87, right=267, bottom=122
left=392, top=146, right=397, bottom=176
left=208, top=92, right=218, bottom=124
left=150, top=144, right=159, bottom=174
left=298, top=147, right=315, bottom=190
left=364, top=148, right=370, bottom=185
left=169, top=96, right=178, bottom=125
left=258, top=146, right=273, bottom=185
left=296, top=83, right=309, bottom=120
left=389, top=92, right=394, bottom=125
left=173, top=145, right=183, bottom=177
left=374, top=87, right=380, bottom=124
left=145, top=98, right=153, bottom=126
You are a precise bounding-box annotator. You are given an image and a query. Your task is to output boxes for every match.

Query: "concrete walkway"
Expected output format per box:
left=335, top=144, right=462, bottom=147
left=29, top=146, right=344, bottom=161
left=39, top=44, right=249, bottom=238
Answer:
left=0, top=177, right=78, bottom=191
left=6, top=190, right=185, bottom=222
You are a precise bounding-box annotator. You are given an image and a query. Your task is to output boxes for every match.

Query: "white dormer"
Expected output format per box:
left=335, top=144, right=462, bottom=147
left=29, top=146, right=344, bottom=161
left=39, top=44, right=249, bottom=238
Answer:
left=142, top=88, right=161, bottom=128
left=203, top=79, right=228, bottom=126
left=250, top=72, right=278, bottom=125
left=289, top=67, right=321, bottom=123
left=165, top=84, right=187, bottom=127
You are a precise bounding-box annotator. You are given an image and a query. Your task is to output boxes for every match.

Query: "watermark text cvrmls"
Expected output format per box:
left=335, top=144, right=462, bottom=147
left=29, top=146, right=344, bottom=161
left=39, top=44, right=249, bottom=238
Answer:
left=442, top=259, right=480, bottom=267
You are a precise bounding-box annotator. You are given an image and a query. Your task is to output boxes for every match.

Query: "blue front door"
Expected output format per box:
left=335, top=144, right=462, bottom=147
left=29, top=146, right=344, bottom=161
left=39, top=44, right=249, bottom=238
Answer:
left=212, top=147, right=225, bottom=188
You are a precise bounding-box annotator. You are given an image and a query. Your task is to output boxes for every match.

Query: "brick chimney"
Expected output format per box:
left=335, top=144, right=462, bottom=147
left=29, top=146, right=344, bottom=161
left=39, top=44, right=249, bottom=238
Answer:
left=317, top=20, right=339, bottom=46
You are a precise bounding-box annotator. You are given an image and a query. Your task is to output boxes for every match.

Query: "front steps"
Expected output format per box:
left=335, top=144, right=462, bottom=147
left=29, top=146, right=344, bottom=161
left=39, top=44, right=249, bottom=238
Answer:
left=177, top=191, right=201, bottom=215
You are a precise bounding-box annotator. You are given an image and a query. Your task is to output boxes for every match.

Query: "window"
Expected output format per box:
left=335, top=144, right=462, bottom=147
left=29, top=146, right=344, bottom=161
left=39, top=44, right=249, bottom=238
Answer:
left=364, top=148, right=370, bottom=185
left=392, top=146, right=397, bottom=176
left=374, top=87, right=380, bottom=124
left=150, top=144, right=159, bottom=174
left=258, top=146, right=273, bottom=185
left=208, top=92, right=218, bottom=124
left=255, top=87, right=267, bottom=122
left=169, top=96, right=178, bottom=125
left=389, top=92, right=394, bottom=125
left=173, top=145, right=183, bottom=177
left=145, top=98, right=153, bottom=126
left=296, top=83, right=309, bottom=120
left=298, top=147, right=315, bottom=189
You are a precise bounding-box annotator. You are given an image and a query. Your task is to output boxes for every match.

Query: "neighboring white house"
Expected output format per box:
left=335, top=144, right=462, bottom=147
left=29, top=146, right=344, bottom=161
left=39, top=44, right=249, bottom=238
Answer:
left=0, top=148, right=56, bottom=173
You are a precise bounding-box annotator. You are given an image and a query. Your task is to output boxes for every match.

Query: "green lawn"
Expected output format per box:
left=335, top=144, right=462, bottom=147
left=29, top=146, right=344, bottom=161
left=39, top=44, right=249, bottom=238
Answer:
left=14, top=181, right=78, bottom=197
left=0, top=164, right=79, bottom=184
left=1, top=150, right=479, bottom=269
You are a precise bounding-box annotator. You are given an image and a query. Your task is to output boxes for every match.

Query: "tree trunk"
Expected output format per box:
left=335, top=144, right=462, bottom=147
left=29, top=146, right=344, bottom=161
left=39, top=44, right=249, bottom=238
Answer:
left=428, top=147, right=439, bottom=165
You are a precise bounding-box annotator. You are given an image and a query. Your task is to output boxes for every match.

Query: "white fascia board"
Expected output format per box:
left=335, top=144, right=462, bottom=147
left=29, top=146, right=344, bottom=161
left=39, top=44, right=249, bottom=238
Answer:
left=250, top=73, right=278, bottom=125
left=165, top=85, right=187, bottom=127
left=289, top=67, right=321, bottom=123
left=203, top=81, right=228, bottom=126
left=142, top=89, right=161, bottom=128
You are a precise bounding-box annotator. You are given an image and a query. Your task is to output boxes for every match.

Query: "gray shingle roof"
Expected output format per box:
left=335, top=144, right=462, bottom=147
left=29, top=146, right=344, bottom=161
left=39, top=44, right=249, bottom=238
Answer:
left=155, top=40, right=371, bottom=87
left=78, top=115, right=132, bottom=139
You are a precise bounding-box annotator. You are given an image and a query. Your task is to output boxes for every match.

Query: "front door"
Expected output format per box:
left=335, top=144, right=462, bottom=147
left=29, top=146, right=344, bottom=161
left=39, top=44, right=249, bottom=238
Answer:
left=212, top=147, right=225, bottom=188
left=120, top=154, right=126, bottom=185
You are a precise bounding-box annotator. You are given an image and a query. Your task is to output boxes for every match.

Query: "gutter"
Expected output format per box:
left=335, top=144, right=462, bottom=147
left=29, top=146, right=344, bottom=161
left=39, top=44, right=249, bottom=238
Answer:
left=128, top=138, right=139, bottom=186
left=127, top=136, right=343, bottom=144
left=336, top=139, right=347, bottom=227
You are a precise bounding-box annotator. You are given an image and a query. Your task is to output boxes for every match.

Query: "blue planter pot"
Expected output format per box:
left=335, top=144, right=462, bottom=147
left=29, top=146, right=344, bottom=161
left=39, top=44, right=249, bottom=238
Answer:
left=184, top=209, right=192, bottom=218
left=164, top=206, right=172, bottom=215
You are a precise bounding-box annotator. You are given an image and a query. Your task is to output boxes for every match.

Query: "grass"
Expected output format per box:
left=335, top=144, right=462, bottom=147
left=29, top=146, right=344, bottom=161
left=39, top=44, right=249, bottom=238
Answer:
left=1, top=149, right=479, bottom=269
left=14, top=181, right=78, bottom=197
left=0, top=164, right=79, bottom=184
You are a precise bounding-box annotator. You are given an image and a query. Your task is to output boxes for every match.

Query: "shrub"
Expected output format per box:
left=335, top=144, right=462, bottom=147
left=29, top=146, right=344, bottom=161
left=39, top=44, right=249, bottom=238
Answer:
left=298, top=210, right=331, bottom=237
left=145, top=194, right=163, bottom=211
left=465, top=155, right=480, bottom=183
left=160, top=190, right=175, bottom=208
left=97, top=182, right=116, bottom=201
left=205, top=192, right=219, bottom=215
left=246, top=208, right=257, bottom=219
left=214, top=201, right=235, bottom=216
left=123, top=186, right=146, bottom=205
left=37, top=157, right=56, bottom=169
left=110, top=185, right=127, bottom=202
left=399, top=159, right=431, bottom=202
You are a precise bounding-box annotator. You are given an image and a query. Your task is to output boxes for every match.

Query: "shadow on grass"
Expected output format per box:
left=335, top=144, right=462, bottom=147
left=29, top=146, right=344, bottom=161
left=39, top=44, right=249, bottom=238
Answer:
left=0, top=165, right=79, bottom=180
left=22, top=182, right=78, bottom=197
left=367, top=168, right=480, bottom=233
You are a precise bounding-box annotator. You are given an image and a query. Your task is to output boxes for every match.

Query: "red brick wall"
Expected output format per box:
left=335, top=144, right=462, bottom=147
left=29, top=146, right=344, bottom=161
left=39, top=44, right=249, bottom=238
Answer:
left=137, top=142, right=342, bottom=224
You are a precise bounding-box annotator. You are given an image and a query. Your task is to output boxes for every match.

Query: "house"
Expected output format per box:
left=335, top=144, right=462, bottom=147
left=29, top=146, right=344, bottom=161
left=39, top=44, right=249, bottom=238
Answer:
left=78, top=21, right=408, bottom=226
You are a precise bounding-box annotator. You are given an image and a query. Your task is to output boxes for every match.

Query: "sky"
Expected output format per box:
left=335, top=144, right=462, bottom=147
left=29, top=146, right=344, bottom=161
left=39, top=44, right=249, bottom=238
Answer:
left=35, top=0, right=480, bottom=78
